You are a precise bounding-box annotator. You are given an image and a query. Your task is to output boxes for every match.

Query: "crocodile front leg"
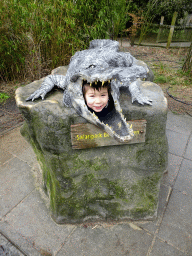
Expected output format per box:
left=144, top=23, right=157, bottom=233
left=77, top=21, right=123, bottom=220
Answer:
left=26, top=75, right=66, bottom=101
left=129, top=79, right=153, bottom=105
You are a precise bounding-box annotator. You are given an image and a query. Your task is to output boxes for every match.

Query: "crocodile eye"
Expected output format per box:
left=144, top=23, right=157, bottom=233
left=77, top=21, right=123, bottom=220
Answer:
left=88, top=64, right=95, bottom=69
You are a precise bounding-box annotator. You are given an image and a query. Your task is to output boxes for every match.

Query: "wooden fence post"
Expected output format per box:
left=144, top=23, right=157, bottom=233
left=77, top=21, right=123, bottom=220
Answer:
left=156, top=16, right=164, bottom=43
left=182, top=42, right=192, bottom=72
left=166, top=12, right=178, bottom=48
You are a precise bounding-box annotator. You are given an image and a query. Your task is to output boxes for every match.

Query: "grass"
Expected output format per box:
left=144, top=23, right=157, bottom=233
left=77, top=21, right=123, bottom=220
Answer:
left=154, top=74, right=167, bottom=84
left=0, top=79, right=31, bottom=105
left=0, top=92, right=10, bottom=103
left=154, top=63, right=192, bottom=87
left=153, top=62, right=192, bottom=102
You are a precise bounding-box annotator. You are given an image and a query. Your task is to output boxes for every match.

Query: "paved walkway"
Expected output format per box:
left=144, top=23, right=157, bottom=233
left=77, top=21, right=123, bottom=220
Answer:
left=0, top=111, right=192, bottom=256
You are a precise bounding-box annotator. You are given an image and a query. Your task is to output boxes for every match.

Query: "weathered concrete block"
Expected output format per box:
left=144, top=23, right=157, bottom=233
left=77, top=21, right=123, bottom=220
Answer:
left=15, top=66, right=168, bottom=224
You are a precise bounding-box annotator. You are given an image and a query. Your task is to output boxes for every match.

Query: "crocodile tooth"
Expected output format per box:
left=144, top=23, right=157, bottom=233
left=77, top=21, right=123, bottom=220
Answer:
left=102, top=81, right=104, bottom=86
left=90, top=83, right=92, bottom=86
left=92, top=112, right=98, bottom=119
left=118, top=122, right=122, bottom=128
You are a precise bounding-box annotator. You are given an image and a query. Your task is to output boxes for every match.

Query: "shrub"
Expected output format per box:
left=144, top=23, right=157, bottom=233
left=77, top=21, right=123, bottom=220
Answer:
left=0, top=0, right=129, bottom=81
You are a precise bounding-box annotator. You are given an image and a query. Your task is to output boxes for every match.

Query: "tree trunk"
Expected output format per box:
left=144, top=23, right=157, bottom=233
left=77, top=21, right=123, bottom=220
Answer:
left=182, top=42, right=192, bottom=72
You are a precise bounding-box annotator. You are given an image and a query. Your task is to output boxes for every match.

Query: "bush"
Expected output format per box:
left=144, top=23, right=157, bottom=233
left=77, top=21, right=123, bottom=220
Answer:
left=0, top=0, right=129, bottom=81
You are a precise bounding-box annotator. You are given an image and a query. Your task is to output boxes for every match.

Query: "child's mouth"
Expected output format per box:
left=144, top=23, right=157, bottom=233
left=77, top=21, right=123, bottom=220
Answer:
left=94, top=105, right=103, bottom=111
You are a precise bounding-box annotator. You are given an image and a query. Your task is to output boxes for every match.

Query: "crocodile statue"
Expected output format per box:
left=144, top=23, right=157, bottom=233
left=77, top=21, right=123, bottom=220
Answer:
left=26, top=39, right=153, bottom=142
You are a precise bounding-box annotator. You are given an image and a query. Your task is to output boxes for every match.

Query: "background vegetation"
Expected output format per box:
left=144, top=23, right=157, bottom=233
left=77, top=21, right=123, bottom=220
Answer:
left=0, top=0, right=129, bottom=81
left=0, top=0, right=191, bottom=82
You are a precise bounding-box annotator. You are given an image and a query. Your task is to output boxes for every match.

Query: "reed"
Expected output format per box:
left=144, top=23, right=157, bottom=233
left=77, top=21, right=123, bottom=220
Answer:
left=0, top=0, right=129, bottom=81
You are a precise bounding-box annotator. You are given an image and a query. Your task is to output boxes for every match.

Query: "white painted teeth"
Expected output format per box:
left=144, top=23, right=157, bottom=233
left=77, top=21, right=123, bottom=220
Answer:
left=87, top=79, right=112, bottom=86
left=118, top=122, right=122, bottom=128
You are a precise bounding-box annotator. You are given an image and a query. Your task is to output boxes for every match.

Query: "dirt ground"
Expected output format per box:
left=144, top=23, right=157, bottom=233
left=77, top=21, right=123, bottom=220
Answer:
left=122, top=44, right=192, bottom=116
left=0, top=45, right=191, bottom=134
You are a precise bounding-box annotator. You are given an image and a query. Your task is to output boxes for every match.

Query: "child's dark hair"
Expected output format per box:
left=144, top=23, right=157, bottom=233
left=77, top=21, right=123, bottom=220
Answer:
left=82, top=80, right=111, bottom=98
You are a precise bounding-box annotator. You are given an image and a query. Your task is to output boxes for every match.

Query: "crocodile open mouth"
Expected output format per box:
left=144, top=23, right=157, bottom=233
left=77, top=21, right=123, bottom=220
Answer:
left=78, top=79, right=134, bottom=142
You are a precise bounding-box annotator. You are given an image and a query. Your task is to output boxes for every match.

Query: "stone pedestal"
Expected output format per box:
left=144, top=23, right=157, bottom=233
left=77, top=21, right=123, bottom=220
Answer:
left=15, top=66, right=168, bottom=224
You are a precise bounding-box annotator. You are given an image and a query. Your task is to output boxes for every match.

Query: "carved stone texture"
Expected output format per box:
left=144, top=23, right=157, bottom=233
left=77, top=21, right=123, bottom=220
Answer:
left=15, top=66, right=168, bottom=224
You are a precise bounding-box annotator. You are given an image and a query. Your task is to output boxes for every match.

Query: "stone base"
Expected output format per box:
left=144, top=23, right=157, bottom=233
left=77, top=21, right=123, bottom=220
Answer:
left=15, top=66, right=168, bottom=224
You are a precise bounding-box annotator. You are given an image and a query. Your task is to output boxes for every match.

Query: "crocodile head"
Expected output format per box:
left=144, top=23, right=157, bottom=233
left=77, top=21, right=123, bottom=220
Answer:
left=64, top=39, right=151, bottom=142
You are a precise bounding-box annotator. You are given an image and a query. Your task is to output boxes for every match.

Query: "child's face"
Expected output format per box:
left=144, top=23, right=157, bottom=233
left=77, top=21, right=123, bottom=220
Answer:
left=84, top=86, right=109, bottom=112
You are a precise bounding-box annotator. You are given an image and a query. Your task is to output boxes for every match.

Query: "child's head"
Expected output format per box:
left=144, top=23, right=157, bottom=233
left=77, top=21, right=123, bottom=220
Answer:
left=82, top=81, right=110, bottom=112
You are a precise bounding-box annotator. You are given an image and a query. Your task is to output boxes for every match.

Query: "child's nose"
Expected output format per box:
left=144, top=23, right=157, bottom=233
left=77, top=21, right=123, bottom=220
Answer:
left=95, top=97, right=101, bottom=103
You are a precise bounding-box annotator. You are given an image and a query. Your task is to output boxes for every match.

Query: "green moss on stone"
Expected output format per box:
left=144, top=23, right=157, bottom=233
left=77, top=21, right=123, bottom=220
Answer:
left=136, top=135, right=168, bottom=170
left=109, top=181, right=126, bottom=199
left=129, top=172, right=161, bottom=218
left=20, top=117, right=164, bottom=222
left=72, top=156, right=109, bottom=172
